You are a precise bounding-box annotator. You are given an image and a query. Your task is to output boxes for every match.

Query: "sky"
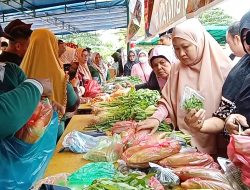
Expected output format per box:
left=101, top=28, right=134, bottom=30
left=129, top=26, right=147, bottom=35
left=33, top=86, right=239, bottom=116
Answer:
left=216, top=0, right=250, bottom=20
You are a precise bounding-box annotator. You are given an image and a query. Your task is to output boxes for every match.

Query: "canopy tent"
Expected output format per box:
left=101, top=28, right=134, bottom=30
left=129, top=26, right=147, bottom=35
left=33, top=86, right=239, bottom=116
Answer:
left=0, top=0, right=128, bottom=35
left=136, top=25, right=227, bottom=46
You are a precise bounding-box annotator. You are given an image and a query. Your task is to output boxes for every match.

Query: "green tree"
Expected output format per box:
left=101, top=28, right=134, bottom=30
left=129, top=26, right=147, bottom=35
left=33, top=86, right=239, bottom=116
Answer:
left=199, top=8, right=234, bottom=26
left=60, top=29, right=127, bottom=63
left=61, top=32, right=102, bottom=50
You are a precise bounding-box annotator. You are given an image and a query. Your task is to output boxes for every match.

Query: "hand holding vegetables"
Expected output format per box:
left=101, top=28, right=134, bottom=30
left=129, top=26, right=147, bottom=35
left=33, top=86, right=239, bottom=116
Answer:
left=184, top=109, right=206, bottom=131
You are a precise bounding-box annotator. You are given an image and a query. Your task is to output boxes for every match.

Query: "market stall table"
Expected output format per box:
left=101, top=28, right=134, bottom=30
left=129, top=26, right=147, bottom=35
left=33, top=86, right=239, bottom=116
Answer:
left=77, top=103, right=92, bottom=114
left=44, top=114, right=93, bottom=177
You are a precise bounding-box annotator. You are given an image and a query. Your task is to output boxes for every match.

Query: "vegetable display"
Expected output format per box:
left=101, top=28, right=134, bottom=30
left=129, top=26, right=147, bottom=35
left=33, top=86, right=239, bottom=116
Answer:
left=91, top=88, right=160, bottom=131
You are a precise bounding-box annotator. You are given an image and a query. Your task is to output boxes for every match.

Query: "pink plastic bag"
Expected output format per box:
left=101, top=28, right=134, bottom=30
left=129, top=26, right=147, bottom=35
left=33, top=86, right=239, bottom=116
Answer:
left=15, top=99, right=53, bottom=144
left=227, top=135, right=250, bottom=187
left=84, top=80, right=101, bottom=98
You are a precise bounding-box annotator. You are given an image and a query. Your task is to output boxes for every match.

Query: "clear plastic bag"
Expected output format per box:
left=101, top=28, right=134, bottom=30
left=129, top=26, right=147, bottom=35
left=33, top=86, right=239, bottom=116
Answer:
left=32, top=173, right=70, bottom=190
left=217, top=157, right=250, bottom=190
left=62, top=131, right=107, bottom=153
left=159, top=152, right=214, bottom=168
left=173, top=167, right=228, bottom=183
left=122, top=139, right=181, bottom=167
left=83, top=134, right=123, bottom=162
left=149, top=163, right=180, bottom=188
left=181, top=178, right=233, bottom=190
left=180, top=86, right=205, bottom=112
left=15, top=98, right=53, bottom=144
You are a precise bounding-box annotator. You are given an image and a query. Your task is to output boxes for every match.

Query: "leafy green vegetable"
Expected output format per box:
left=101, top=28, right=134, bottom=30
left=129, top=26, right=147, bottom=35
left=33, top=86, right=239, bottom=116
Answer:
left=183, top=95, right=204, bottom=111
left=92, top=88, right=160, bottom=131
left=85, top=173, right=154, bottom=190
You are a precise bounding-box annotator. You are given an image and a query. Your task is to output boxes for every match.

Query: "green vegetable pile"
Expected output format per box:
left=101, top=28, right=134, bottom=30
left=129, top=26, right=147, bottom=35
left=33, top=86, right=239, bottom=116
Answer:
left=85, top=173, right=153, bottom=190
left=113, top=76, right=142, bottom=85
left=183, top=95, right=204, bottom=112
left=92, top=88, right=160, bottom=131
left=102, top=76, right=142, bottom=94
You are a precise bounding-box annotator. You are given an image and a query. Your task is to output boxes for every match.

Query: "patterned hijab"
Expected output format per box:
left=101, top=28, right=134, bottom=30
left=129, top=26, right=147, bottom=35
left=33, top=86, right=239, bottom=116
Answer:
left=74, top=48, right=92, bottom=80
left=91, top=52, right=108, bottom=82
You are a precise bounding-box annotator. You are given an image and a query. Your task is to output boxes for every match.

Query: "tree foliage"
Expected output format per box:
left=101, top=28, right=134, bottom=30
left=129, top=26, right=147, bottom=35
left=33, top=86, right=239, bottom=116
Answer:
left=60, top=29, right=127, bottom=62
left=199, top=8, right=234, bottom=26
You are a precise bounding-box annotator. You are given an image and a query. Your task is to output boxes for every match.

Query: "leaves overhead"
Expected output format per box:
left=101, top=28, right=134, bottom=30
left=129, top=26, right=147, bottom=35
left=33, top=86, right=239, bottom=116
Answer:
left=199, top=8, right=234, bottom=26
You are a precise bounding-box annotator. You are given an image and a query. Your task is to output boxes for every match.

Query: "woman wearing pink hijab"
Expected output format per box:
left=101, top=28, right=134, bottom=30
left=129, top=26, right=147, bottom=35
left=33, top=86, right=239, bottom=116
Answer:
left=131, top=50, right=152, bottom=83
left=135, top=45, right=176, bottom=92
left=138, top=19, right=232, bottom=155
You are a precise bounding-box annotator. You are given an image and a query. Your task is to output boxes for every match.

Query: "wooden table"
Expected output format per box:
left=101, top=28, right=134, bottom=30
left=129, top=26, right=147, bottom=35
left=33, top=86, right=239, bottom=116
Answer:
left=77, top=103, right=92, bottom=114
left=44, top=115, right=93, bottom=177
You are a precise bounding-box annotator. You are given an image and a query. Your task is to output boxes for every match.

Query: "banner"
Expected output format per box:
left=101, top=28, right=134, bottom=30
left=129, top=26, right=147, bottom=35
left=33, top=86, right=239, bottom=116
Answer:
left=148, top=0, right=223, bottom=36
left=144, top=0, right=155, bottom=37
left=127, top=0, right=143, bottom=41
left=149, top=0, right=187, bottom=35
left=186, top=0, right=223, bottom=18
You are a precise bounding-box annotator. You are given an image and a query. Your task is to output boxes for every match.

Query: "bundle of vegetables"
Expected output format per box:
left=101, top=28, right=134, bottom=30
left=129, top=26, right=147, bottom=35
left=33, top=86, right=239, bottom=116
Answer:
left=85, top=172, right=158, bottom=190
left=183, top=95, right=204, bottom=112
left=112, top=76, right=142, bottom=86
left=102, top=76, right=142, bottom=94
left=91, top=88, right=160, bottom=131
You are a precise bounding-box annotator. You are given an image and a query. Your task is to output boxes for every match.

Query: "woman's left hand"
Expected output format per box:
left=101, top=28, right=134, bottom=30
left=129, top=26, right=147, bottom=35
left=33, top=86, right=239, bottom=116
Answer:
left=52, top=101, right=65, bottom=115
left=225, top=114, right=249, bottom=135
left=184, top=109, right=206, bottom=131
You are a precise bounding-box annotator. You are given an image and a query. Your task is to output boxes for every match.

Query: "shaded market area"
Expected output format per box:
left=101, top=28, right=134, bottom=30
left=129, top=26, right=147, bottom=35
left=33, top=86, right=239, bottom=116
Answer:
left=0, top=0, right=250, bottom=190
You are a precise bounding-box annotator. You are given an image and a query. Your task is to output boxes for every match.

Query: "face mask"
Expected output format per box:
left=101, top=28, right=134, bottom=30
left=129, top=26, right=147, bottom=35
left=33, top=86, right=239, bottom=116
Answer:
left=139, top=57, right=148, bottom=63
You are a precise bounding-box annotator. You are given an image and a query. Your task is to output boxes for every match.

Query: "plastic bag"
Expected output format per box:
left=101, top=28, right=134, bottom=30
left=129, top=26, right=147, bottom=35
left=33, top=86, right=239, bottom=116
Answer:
left=217, top=157, right=249, bottom=190
left=181, top=178, right=233, bottom=190
left=173, top=167, right=228, bottom=183
left=180, top=86, right=205, bottom=112
left=83, top=134, right=123, bottom=162
left=32, top=173, right=70, bottom=190
left=149, top=163, right=180, bottom=187
left=159, top=152, right=214, bottom=168
left=122, top=139, right=181, bottom=167
left=62, top=131, right=106, bottom=153
left=15, top=98, right=53, bottom=144
left=148, top=176, right=165, bottom=190
left=67, top=162, right=115, bottom=187
left=0, top=112, right=58, bottom=190
left=227, top=134, right=250, bottom=187
left=84, top=79, right=101, bottom=98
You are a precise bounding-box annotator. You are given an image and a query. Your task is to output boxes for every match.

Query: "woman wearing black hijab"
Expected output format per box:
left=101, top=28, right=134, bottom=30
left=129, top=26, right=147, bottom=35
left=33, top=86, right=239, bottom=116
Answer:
left=124, top=50, right=137, bottom=76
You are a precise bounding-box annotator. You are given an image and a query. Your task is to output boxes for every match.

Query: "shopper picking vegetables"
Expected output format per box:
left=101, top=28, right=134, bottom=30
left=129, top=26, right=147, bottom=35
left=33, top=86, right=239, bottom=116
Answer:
left=137, top=18, right=232, bottom=155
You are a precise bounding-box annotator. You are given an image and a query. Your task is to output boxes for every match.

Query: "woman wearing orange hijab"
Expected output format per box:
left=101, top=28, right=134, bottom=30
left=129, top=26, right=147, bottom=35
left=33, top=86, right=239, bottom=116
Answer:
left=20, top=29, right=80, bottom=130
left=138, top=19, right=232, bottom=155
